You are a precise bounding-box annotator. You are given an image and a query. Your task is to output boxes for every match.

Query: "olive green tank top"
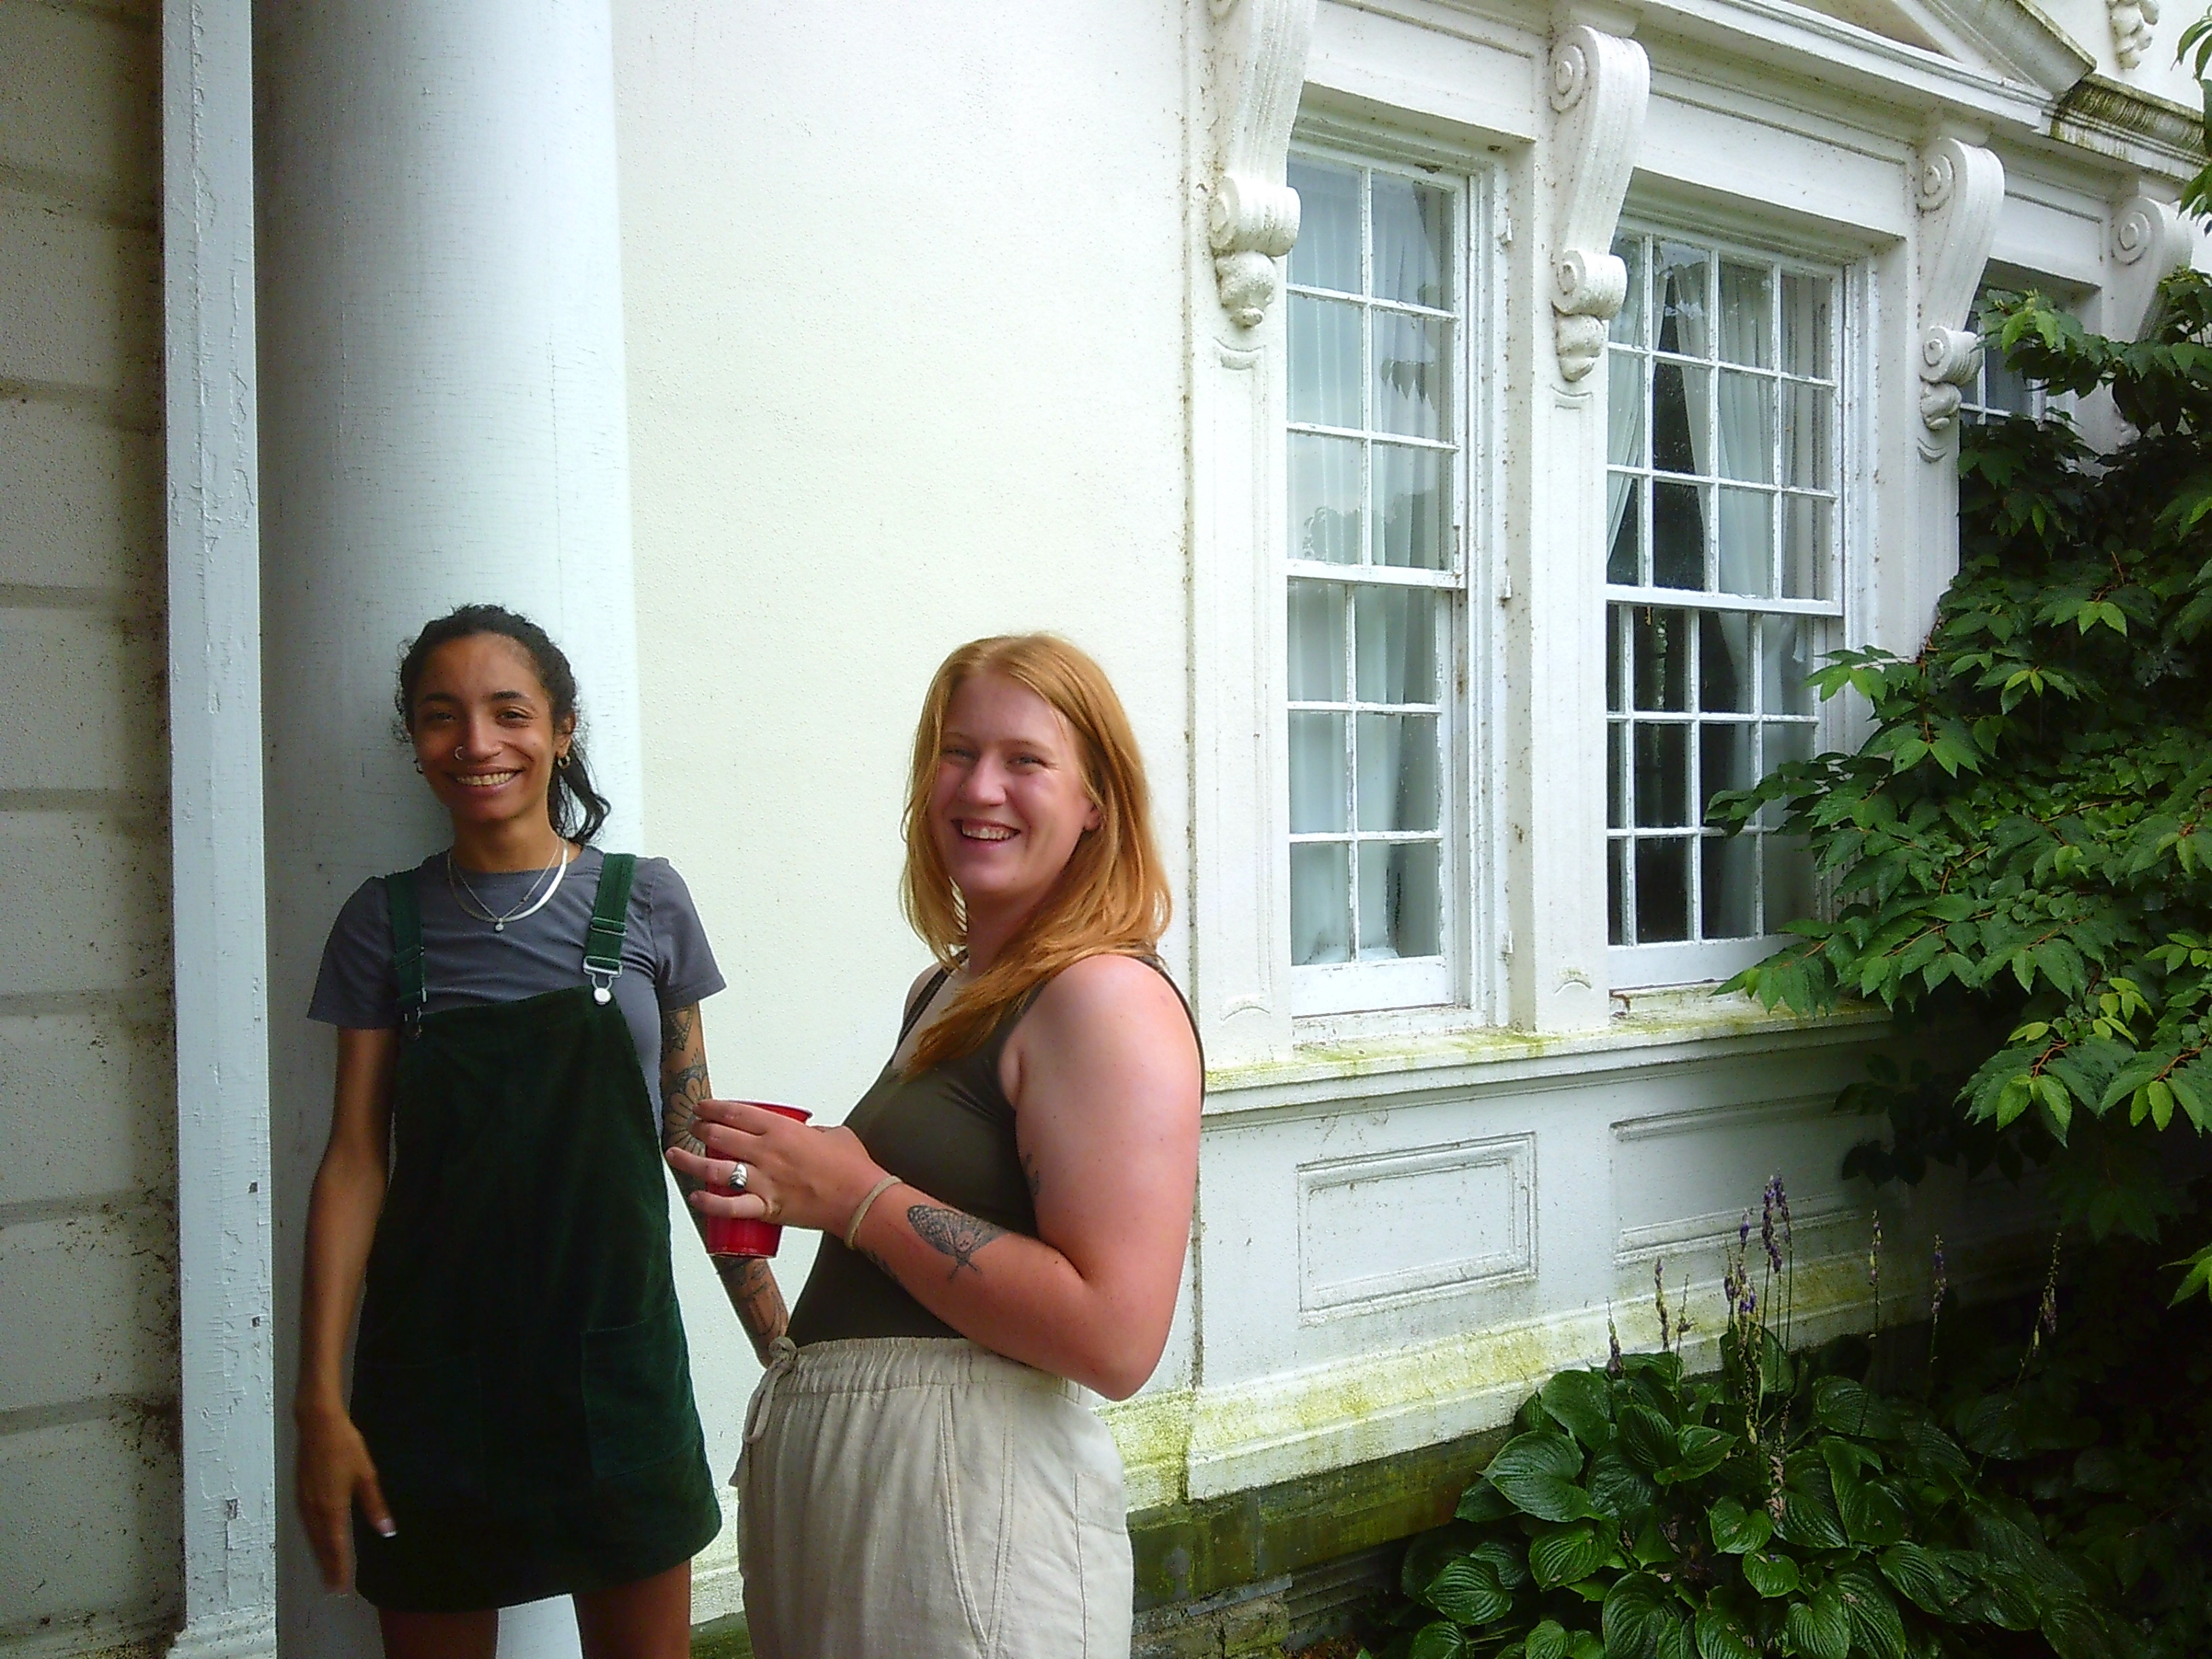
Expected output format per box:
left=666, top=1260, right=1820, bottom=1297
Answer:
left=785, top=958, right=1195, bottom=1347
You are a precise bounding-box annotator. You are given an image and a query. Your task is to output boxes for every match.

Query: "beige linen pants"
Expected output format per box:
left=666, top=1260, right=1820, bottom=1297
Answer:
left=736, top=1336, right=1133, bottom=1659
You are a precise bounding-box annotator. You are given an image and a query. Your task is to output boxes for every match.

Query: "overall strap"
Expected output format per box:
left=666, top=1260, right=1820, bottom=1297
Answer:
left=583, top=853, right=638, bottom=1004
left=385, top=868, right=429, bottom=1033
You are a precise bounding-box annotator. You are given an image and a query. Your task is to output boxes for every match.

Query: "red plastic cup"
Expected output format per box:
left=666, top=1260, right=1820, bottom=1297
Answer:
left=703, top=1101, right=812, bottom=1258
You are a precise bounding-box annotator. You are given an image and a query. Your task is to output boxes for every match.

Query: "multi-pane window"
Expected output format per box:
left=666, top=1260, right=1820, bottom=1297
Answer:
left=1604, top=232, right=1842, bottom=979
left=1284, top=152, right=1465, bottom=1013
left=1959, top=283, right=2045, bottom=424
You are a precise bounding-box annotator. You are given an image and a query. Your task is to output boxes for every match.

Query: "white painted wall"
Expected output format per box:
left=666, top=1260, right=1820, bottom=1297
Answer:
left=0, top=0, right=181, bottom=1652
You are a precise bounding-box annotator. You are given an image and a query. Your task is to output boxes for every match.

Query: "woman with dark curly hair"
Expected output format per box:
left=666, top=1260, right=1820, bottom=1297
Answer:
left=293, top=606, right=782, bottom=1658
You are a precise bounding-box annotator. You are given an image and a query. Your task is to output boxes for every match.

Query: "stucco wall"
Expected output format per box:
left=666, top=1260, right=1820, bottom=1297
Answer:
left=613, top=1, right=1197, bottom=1597
left=0, top=0, right=182, bottom=1652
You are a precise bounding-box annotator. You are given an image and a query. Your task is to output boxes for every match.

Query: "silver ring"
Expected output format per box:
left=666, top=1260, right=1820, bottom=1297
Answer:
left=726, top=1161, right=749, bottom=1193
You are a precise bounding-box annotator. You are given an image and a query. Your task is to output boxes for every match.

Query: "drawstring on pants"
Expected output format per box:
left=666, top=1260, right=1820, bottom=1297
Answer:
left=733, top=1336, right=798, bottom=1485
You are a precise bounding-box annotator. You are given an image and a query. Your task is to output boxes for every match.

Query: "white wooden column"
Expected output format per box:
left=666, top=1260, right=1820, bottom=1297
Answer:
left=255, top=1, right=643, bottom=1650
left=166, top=0, right=278, bottom=1653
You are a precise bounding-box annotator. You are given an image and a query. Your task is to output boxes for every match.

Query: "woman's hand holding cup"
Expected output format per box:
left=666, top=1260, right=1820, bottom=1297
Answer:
left=668, top=1100, right=888, bottom=1252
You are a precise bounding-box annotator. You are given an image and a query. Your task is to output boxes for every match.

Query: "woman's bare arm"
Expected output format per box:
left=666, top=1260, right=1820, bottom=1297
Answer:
left=294, top=1027, right=399, bottom=1589
left=659, top=1004, right=789, bottom=1364
left=673, top=956, right=1200, bottom=1398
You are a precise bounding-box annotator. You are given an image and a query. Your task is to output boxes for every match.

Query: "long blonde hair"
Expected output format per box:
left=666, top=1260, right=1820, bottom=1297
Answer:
left=899, top=634, right=1170, bottom=1073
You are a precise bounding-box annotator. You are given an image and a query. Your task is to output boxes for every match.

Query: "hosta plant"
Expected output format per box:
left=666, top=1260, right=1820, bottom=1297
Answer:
left=1363, top=1200, right=2123, bottom=1659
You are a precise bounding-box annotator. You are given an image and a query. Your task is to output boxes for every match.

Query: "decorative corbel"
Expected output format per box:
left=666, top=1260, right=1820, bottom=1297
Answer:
left=1913, top=136, right=2005, bottom=459
left=2110, top=0, right=2161, bottom=71
left=1206, top=0, right=1318, bottom=329
left=1545, top=25, right=1650, bottom=382
left=2108, top=192, right=2194, bottom=340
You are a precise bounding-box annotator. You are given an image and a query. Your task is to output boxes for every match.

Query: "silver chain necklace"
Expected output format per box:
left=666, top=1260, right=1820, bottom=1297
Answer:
left=446, top=844, right=571, bottom=932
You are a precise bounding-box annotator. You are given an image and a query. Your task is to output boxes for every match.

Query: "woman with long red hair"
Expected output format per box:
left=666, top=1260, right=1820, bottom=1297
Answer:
left=669, top=633, right=1203, bottom=1658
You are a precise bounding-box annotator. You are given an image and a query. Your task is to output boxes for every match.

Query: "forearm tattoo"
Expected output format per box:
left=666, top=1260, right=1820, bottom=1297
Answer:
left=908, top=1204, right=1006, bottom=1279
left=658, top=1006, right=710, bottom=1169
left=717, top=1254, right=790, bottom=1359
left=1019, top=1149, right=1042, bottom=1201
left=657, top=1006, right=790, bottom=1353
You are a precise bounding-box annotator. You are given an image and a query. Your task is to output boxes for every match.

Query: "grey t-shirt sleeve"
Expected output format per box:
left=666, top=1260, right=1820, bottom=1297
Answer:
left=308, top=876, right=401, bottom=1029
left=638, top=858, right=725, bottom=1009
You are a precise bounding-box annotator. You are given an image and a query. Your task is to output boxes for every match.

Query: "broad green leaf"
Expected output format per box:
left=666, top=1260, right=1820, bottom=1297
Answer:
left=1810, top=1376, right=1896, bottom=1438
left=1706, top=1496, right=1772, bottom=1555
left=1424, top=1558, right=1512, bottom=1626
left=2039, top=1595, right=2114, bottom=1659
left=1832, top=1565, right=1908, bottom=1659
left=1485, top=1431, right=1593, bottom=1523
left=1775, top=1487, right=1847, bottom=1551
left=1822, top=1442, right=1908, bottom=1548
left=1409, top=1620, right=1468, bottom=1659
left=1455, top=1479, right=1513, bottom=1523
left=1471, top=1539, right=1529, bottom=1590
left=1401, top=1525, right=1481, bottom=1597
left=1741, top=1550, right=1799, bottom=1598
left=1692, top=1604, right=1757, bottom=1659
left=1542, top=1370, right=1617, bottom=1449
left=1524, top=1620, right=1570, bottom=1659
left=1783, top=1583, right=1851, bottom=1659
left=1586, top=1447, right=1657, bottom=1521
left=1568, top=1635, right=1606, bottom=1659
left=1659, top=1425, right=1734, bottom=1483
left=1877, top=1542, right=1965, bottom=1616
left=1601, top=1573, right=1672, bottom=1659
left=1617, top=1405, right=1677, bottom=1477
left=1530, top=1523, right=1610, bottom=1590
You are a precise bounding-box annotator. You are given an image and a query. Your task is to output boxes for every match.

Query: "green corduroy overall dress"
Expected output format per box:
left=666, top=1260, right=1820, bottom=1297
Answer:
left=350, top=853, right=721, bottom=1612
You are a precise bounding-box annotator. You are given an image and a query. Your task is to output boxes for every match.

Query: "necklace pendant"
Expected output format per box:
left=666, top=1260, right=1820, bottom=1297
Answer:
left=493, top=920, right=505, bottom=933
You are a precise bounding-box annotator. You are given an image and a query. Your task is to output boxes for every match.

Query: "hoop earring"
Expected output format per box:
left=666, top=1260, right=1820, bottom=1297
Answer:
left=556, top=753, right=572, bottom=770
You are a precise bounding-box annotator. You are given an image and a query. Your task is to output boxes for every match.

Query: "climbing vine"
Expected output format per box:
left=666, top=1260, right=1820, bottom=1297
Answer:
left=1708, top=277, right=2212, bottom=1298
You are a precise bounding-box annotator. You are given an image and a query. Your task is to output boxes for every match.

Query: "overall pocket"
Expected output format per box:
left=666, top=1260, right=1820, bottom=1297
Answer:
left=350, top=1355, right=487, bottom=1504
left=581, top=1296, right=699, bottom=1479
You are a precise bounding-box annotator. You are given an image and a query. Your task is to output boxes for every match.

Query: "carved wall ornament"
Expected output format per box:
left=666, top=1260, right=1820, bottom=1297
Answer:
left=1546, top=25, right=1649, bottom=382
left=1912, top=136, right=2005, bottom=458
left=2110, top=0, right=2160, bottom=70
left=2108, top=192, right=2194, bottom=340
left=1206, top=0, right=1318, bottom=329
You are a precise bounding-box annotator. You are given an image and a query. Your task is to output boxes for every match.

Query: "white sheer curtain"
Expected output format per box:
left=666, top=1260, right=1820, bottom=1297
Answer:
left=1606, top=350, right=1643, bottom=554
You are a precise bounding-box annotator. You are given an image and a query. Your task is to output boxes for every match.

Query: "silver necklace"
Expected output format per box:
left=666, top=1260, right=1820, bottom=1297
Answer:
left=447, top=844, right=571, bottom=932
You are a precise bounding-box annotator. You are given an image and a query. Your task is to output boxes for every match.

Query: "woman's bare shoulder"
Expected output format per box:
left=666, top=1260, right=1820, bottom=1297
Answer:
left=1028, top=954, right=1191, bottom=1042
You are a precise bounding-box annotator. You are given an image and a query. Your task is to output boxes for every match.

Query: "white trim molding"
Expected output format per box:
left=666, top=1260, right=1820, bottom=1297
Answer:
left=2107, top=189, right=2194, bottom=340
left=1545, top=24, right=1650, bottom=382
left=1914, top=135, right=2005, bottom=458
left=1206, top=0, right=1319, bottom=327
left=163, top=0, right=279, bottom=1652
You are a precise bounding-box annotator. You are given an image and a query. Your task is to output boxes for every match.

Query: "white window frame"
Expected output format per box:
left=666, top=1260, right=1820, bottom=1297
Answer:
left=1282, top=137, right=1494, bottom=1021
left=1603, top=219, right=1862, bottom=991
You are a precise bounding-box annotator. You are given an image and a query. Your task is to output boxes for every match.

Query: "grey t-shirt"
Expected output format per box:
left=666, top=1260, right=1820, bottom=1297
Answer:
left=308, top=848, right=724, bottom=1118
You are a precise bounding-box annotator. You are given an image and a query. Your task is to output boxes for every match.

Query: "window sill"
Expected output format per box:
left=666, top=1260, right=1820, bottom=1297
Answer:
left=1201, top=986, right=1885, bottom=1117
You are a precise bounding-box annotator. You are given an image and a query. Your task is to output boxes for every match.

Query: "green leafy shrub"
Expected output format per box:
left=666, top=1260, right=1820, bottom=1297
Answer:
left=1929, top=1220, right=2212, bottom=1659
left=1357, top=1183, right=2150, bottom=1659
left=1706, top=278, right=2212, bottom=1299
